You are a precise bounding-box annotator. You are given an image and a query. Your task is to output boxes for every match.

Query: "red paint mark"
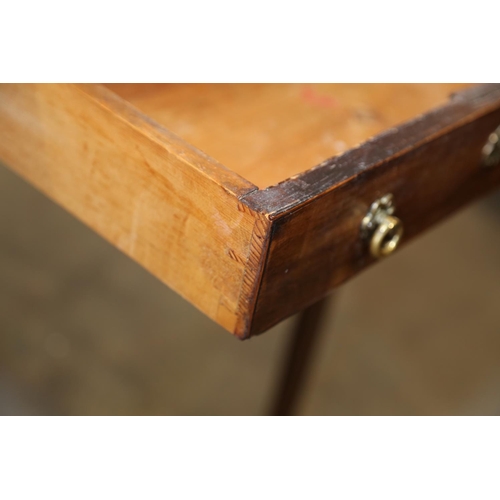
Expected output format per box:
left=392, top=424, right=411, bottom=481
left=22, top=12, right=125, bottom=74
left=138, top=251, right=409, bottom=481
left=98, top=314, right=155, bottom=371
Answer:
left=301, top=85, right=338, bottom=108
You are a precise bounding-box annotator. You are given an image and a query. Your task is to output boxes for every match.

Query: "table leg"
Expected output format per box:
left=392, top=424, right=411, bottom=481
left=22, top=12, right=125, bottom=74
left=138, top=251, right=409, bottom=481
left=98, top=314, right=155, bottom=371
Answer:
left=269, top=295, right=334, bottom=416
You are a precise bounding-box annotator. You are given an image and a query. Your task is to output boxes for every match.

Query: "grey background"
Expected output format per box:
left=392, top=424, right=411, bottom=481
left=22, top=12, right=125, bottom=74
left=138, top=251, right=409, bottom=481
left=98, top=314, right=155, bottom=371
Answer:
left=1, top=163, right=500, bottom=415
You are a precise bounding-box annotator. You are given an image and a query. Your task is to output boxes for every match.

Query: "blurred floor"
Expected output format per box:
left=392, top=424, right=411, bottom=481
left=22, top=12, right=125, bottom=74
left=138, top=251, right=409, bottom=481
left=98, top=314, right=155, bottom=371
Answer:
left=0, top=163, right=500, bottom=415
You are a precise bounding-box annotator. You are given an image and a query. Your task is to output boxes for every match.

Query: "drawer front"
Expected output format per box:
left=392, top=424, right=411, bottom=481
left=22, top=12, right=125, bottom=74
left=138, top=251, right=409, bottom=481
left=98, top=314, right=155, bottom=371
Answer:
left=244, top=84, right=500, bottom=335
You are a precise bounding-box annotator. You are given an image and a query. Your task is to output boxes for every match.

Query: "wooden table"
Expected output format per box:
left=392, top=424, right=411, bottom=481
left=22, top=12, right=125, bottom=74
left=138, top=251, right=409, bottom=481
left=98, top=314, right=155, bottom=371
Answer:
left=1, top=84, right=499, bottom=414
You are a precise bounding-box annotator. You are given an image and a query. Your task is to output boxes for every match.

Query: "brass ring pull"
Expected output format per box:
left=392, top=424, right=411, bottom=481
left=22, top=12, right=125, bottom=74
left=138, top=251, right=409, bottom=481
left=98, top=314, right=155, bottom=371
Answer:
left=482, top=125, right=500, bottom=167
left=369, top=214, right=403, bottom=258
left=361, top=194, right=404, bottom=259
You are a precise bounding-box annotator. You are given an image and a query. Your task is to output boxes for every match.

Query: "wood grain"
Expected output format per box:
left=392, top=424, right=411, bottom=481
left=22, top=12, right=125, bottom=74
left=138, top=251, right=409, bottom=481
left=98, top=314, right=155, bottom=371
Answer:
left=0, top=84, right=268, bottom=338
left=105, top=84, right=471, bottom=189
left=244, top=84, right=500, bottom=335
left=2, top=83, right=499, bottom=339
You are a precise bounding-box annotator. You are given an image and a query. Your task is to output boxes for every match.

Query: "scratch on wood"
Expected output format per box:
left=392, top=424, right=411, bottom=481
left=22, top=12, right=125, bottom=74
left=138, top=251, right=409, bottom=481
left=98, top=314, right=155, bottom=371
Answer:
left=227, top=248, right=246, bottom=265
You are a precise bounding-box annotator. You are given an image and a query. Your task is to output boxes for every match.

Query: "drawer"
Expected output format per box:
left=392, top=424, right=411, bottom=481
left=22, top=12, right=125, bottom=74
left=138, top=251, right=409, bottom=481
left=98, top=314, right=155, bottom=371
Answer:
left=1, top=84, right=500, bottom=338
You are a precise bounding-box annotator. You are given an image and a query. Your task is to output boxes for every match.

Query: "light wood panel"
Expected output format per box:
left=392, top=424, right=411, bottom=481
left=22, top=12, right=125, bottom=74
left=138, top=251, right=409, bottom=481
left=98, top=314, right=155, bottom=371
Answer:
left=105, top=83, right=471, bottom=188
left=0, top=84, right=268, bottom=337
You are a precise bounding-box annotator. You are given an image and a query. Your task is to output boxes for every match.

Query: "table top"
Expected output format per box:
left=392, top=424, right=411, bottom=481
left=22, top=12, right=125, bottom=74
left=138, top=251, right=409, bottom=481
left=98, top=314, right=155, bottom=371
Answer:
left=106, top=83, right=471, bottom=188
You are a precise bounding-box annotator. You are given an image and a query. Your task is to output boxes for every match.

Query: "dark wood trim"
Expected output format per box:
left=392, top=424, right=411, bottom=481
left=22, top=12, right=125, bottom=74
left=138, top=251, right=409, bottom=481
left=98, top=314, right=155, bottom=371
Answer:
left=243, top=84, right=500, bottom=336
left=269, top=296, right=333, bottom=416
left=243, top=84, right=500, bottom=216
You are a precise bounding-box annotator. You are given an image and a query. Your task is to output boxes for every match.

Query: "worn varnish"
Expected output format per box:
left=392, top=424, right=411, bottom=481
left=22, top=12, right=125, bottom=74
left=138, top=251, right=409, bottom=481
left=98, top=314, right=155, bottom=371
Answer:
left=1, top=83, right=499, bottom=338
left=105, top=84, right=471, bottom=188
left=245, top=84, right=500, bottom=334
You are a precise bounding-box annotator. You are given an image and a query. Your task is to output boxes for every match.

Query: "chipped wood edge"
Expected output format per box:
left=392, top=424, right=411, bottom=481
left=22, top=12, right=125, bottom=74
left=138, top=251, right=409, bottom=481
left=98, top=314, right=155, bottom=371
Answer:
left=242, top=84, right=500, bottom=217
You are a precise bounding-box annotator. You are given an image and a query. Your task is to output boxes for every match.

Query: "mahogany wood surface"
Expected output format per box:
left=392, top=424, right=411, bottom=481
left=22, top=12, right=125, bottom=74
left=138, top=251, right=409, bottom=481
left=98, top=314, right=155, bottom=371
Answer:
left=245, top=84, right=500, bottom=334
left=270, top=296, right=332, bottom=416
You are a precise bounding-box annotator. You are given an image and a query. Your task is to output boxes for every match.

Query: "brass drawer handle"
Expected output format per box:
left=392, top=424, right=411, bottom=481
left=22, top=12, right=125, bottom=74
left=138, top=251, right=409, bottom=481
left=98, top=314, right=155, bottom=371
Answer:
left=482, top=125, right=500, bottom=167
left=361, top=194, right=403, bottom=259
